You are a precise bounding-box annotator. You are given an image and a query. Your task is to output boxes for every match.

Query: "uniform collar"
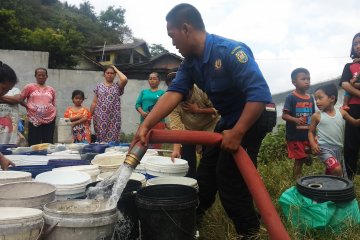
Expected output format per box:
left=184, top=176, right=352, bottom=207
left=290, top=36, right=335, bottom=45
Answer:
left=202, top=33, right=213, bottom=64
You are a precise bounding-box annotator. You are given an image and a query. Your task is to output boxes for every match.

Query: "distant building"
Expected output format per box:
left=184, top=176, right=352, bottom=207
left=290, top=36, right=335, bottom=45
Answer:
left=79, top=40, right=183, bottom=79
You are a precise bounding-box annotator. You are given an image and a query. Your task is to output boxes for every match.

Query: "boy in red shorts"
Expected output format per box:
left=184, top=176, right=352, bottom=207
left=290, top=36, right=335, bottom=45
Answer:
left=282, top=68, right=315, bottom=179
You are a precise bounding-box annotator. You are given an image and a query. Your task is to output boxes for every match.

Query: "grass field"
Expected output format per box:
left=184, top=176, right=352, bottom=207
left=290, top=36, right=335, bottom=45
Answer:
left=197, top=142, right=360, bottom=240
left=123, top=126, right=359, bottom=239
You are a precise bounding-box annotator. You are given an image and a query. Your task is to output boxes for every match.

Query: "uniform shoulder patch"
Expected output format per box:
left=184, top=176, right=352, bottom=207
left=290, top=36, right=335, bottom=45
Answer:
left=235, top=50, right=248, bottom=63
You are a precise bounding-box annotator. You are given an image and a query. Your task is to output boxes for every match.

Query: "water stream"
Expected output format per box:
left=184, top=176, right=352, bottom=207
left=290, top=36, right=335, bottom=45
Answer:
left=86, top=163, right=134, bottom=208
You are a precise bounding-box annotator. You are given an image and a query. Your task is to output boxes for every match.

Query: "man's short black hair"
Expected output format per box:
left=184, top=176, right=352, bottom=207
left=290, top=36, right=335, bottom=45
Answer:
left=291, top=67, right=310, bottom=81
left=166, top=3, right=205, bottom=31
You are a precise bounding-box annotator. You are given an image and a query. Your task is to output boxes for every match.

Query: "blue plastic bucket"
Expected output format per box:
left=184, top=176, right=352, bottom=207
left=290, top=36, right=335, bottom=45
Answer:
left=8, top=165, right=54, bottom=178
left=47, top=159, right=90, bottom=168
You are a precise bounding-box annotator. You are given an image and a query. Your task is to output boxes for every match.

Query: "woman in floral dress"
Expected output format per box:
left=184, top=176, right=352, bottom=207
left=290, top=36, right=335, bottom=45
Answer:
left=90, top=65, right=127, bottom=143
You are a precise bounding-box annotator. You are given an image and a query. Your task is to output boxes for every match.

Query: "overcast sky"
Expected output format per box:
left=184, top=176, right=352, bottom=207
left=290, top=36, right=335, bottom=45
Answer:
left=62, top=0, right=360, bottom=94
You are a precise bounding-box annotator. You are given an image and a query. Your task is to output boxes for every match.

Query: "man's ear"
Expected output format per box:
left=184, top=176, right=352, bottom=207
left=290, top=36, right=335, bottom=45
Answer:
left=182, top=23, right=193, bottom=37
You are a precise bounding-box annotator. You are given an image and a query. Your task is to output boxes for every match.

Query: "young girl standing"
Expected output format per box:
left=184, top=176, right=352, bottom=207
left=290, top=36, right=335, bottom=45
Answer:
left=64, top=90, right=91, bottom=143
left=308, top=84, right=360, bottom=177
left=90, top=65, right=127, bottom=143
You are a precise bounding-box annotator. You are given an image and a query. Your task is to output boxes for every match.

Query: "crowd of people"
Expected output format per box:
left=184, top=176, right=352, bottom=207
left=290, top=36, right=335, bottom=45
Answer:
left=0, top=3, right=359, bottom=239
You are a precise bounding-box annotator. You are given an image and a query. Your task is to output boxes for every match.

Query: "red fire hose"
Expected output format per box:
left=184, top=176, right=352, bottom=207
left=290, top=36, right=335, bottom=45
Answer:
left=147, top=129, right=290, bottom=240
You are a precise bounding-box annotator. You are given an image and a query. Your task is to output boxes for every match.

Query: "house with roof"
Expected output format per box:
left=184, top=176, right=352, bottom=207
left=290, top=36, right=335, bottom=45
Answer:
left=79, top=40, right=183, bottom=79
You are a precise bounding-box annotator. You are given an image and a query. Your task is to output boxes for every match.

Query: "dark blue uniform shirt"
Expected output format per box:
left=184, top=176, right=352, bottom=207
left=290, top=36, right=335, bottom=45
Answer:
left=168, top=33, right=272, bottom=128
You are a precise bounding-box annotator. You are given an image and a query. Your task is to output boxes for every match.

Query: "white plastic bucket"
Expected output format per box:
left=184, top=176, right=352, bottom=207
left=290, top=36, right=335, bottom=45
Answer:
left=52, top=165, right=100, bottom=182
left=146, top=176, right=199, bottom=191
left=57, top=118, right=72, bottom=144
left=0, top=171, right=32, bottom=185
left=43, top=199, right=118, bottom=240
left=96, top=171, right=146, bottom=187
left=35, top=171, right=91, bottom=200
left=91, top=153, right=126, bottom=173
left=130, top=172, right=146, bottom=187
left=0, top=207, right=43, bottom=240
left=144, top=156, right=189, bottom=178
left=0, top=181, right=56, bottom=209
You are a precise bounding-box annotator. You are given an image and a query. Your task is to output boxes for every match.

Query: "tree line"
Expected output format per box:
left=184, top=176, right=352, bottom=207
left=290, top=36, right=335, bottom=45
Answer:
left=0, top=0, right=134, bottom=68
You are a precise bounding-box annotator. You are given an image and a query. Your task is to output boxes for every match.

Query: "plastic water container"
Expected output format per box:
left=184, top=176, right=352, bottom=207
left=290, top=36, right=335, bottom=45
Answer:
left=91, top=153, right=126, bottom=173
left=8, top=165, right=54, bottom=178
left=144, top=156, right=189, bottom=179
left=146, top=176, right=198, bottom=191
left=96, top=171, right=146, bottom=187
left=53, top=165, right=100, bottom=182
left=0, top=207, right=43, bottom=240
left=136, top=185, right=198, bottom=240
left=0, top=181, right=56, bottom=209
left=57, top=118, right=72, bottom=143
left=132, top=149, right=159, bottom=175
left=43, top=199, right=118, bottom=240
left=0, top=171, right=32, bottom=185
left=35, top=171, right=91, bottom=200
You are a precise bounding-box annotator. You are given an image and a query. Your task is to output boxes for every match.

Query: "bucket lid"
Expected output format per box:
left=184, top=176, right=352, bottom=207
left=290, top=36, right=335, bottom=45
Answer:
left=52, top=165, right=100, bottom=176
left=144, top=156, right=188, bottom=167
left=0, top=171, right=32, bottom=180
left=96, top=171, right=114, bottom=181
left=147, top=176, right=197, bottom=187
left=130, top=172, right=146, bottom=182
left=0, top=181, right=56, bottom=199
left=35, top=171, right=91, bottom=186
left=0, top=207, right=42, bottom=222
left=145, top=149, right=158, bottom=156
left=91, top=155, right=126, bottom=167
left=44, top=199, right=116, bottom=215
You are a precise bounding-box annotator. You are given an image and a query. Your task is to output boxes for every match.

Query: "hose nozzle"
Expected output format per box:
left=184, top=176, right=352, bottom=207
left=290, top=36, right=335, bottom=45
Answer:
left=124, top=141, right=148, bottom=168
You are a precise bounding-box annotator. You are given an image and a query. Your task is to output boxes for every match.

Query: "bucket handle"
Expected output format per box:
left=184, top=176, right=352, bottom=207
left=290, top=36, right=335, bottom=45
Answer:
left=36, top=219, right=45, bottom=240
left=160, top=207, right=195, bottom=238
left=41, top=221, right=59, bottom=237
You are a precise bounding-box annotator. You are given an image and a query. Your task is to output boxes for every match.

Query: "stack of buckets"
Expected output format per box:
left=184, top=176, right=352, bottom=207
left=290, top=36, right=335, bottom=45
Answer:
left=52, top=165, right=101, bottom=182
left=35, top=171, right=91, bottom=200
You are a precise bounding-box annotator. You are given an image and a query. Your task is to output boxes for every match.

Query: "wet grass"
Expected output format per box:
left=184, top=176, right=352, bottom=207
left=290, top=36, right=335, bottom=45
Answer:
left=198, top=158, right=360, bottom=240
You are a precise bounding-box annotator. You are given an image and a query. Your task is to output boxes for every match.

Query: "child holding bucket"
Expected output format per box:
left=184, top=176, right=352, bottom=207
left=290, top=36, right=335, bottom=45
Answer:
left=0, top=61, right=17, bottom=170
left=308, top=84, right=360, bottom=177
left=64, top=90, right=92, bottom=143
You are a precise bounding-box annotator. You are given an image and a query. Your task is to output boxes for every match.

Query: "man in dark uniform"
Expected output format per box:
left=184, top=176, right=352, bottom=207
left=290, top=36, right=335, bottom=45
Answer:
left=133, top=3, right=272, bottom=239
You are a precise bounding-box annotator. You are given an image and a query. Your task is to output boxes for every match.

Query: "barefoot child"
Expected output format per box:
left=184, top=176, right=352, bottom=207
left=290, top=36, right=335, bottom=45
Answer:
left=309, top=84, right=360, bottom=178
left=64, top=90, right=91, bottom=143
left=282, top=68, right=315, bottom=179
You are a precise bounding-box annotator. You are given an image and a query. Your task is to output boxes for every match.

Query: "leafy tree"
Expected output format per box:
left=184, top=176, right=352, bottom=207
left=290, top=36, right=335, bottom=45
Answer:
left=79, top=1, right=96, bottom=21
left=149, top=44, right=169, bottom=57
left=24, top=26, right=85, bottom=68
left=0, top=0, right=133, bottom=67
left=0, top=9, right=24, bottom=49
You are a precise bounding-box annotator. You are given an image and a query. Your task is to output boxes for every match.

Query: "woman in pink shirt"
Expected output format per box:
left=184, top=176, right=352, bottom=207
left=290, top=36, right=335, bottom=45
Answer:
left=20, top=68, right=56, bottom=145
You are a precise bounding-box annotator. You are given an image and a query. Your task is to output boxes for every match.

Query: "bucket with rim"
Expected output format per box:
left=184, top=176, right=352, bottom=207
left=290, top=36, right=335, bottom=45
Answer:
left=146, top=176, right=198, bottom=191
left=0, top=207, right=44, bottom=240
left=0, top=171, right=32, bottom=185
left=52, top=165, right=101, bottom=182
left=0, top=181, right=56, bottom=209
left=42, top=199, right=118, bottom=240
left=85, top=179, right=143, bottom=240
left=35, top=171, right=91, bottom=200
left=136, top=184, right=198, bottom=240
left=144, top=156, right=189, bottom=179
